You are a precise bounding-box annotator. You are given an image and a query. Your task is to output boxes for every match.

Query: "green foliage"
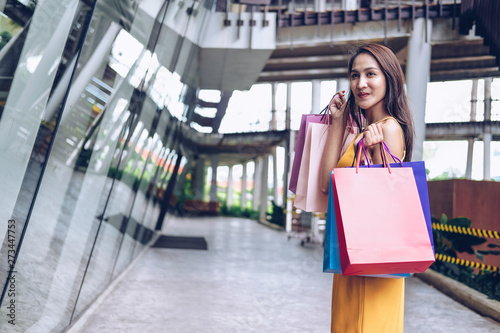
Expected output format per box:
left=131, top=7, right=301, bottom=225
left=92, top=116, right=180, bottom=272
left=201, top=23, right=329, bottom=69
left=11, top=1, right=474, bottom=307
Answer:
left=432, top=214, right=500, bottom=301
left=0, top=31, right=12, bottom=50
left=242, top=208, right=260, bottom=220
left=219, top=202, right=260, bottom=220
left=433, top=214, right=486, bottom=256
left=177, top=173, right=195, bottom=203
left=267, top=201, right=284, bottom=227
left=430, top=171, right=466, bottom=181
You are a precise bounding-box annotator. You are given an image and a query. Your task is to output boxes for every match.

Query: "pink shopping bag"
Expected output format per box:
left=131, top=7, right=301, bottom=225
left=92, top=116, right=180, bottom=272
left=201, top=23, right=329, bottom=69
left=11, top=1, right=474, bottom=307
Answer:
left=294, top=122, right=330, bottom=212
left=289, top=114, right=327, bottom=194
left=332, top=140, right=435, bottom=275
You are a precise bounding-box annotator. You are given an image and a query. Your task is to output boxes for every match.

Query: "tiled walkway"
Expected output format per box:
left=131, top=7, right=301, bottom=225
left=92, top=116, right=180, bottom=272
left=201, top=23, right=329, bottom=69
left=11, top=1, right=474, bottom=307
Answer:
left=71, top=216, right=500, bottom=333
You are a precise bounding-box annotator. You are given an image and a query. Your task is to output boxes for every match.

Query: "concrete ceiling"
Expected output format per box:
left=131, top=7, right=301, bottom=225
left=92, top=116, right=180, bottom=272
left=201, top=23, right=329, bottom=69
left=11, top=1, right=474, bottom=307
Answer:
left=256, top=2, right=500, bottom=83
left=257, top=34, right=500, bottom=84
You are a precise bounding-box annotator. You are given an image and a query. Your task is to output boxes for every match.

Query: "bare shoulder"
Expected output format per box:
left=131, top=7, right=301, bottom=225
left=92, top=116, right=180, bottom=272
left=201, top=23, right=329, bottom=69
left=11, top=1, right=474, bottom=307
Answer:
left=380, top=118, right=403, bottom=140
left=380, top=117, right=402, bottom=134
left=381, top=117, right=404, bottom=157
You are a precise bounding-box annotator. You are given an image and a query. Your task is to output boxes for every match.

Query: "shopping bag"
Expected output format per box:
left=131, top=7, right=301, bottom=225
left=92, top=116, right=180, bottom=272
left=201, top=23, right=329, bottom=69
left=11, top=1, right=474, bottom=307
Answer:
left=332, top=140, right=435, bottom=275
left=294, top=122, right=329, bottom=212
left=289, top=95, right=360, bottom=194
left=355, top=142, right=434, bottom=251
left=323, top=171, right=409, bottom=278
left=289, top=114, right=327, bottom=194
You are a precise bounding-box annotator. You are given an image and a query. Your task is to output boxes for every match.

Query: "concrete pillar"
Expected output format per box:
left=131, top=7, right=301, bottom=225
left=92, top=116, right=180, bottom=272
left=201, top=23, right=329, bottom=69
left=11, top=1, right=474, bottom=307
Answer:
left=227, top=165, right=234, bottom=207
left=210, top=154, right=219, bottom=202
left=314, top=0, right=326, bottom=12
left=311, top=79, right=321, bottom=114
left=483, top=78, right=492, bottom=180
left=194, top=158, right=205, bottom=200
left=466, top=138, right=474, bottom=180
left=342, top=0, right=358, bottom=10
left=271, top=82, right=278, bottom=130
left=259, top=155, right=269, bottom=222
left=272, top=149, right=279, bottom=205
left=241, top=162, right=248, bottom=209
left=337, top=78, right=349, bottom=94
left=484, top=78, right=492, bottom=121
left=466, top=80, right=478, bottom=180
left=253, top=158, right=262, bottom=211
left=406, top=17, right=432, bottom=162
left=484, top=133, right=492, bottom=181
left=284, top=83, right=293, bottom=232
left=470, top=79, right=478, bottom=121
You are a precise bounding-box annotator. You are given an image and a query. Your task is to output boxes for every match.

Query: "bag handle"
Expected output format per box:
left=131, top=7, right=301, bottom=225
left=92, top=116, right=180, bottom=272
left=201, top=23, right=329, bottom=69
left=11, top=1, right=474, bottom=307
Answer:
left=381, top=141, right=403, bottom=165
left=355, top=139, right=402, bottom=174
left=319, top=92, right=343, bottom=125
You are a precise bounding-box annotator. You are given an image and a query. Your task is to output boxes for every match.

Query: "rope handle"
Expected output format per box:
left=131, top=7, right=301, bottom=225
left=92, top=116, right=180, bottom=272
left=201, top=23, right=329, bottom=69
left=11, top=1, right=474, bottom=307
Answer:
left=355, top=139, right=402, bottom=174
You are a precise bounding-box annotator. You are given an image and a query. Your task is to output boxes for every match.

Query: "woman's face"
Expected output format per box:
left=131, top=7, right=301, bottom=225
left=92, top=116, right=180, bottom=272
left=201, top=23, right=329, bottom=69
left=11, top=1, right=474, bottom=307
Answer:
left=349, top=53, right=387, bottom=113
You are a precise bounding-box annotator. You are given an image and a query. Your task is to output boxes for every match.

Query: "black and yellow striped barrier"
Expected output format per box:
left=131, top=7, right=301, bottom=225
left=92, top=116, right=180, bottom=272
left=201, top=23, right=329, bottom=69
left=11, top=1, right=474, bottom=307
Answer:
left=435, top=253, right=500, bottom=273
left=432, top=223, right=500, bottom=240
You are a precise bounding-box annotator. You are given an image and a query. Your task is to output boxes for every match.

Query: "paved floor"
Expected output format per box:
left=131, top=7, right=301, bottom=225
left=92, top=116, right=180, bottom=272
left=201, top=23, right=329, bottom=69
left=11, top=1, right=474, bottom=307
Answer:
left=71, top=216, right=500, bottom=333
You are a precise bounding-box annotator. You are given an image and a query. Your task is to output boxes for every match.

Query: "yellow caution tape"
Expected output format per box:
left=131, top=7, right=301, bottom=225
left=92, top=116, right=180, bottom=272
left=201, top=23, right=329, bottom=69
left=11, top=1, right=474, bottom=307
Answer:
left=432, top=223, right=500, bottom=240
left=435, top=253, right=499, bottom=272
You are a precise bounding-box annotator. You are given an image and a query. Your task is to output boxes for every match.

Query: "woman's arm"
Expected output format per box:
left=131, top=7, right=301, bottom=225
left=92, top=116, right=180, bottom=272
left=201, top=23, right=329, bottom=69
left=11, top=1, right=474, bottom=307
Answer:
left=319, top=91, right=346, bottom=194
left=319, top=117, right=343, bottom=194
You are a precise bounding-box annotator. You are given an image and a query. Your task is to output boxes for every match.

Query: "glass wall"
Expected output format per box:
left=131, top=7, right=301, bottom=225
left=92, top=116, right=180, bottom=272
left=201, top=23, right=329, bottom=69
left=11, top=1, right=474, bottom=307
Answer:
left=0, top=0, right=205, bottom=331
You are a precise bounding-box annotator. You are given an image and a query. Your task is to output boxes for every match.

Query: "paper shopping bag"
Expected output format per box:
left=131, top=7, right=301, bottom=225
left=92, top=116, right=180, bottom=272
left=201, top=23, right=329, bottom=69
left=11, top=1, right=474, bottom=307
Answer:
left=294, top=122, right=329, bottom=212
left=355, top=141, right=434, bottom=252
left=290, top=113, right=359, bottom=194
left=323, top=171, right=409, bottom=278
left=332, top=164, right=435, bottom=275
left=360, top=161, right=434, bottom=252
left=289, top=114, right=327, bottom=194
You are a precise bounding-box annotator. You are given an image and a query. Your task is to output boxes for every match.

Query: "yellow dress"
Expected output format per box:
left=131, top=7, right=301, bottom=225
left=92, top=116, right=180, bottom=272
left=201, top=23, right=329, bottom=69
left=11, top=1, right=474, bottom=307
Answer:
left=331, top=119, right=405, bottom=333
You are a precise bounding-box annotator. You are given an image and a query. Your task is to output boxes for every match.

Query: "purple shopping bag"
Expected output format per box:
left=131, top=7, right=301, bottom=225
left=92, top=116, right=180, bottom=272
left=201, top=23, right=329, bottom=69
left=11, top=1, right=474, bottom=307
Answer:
left=289, top=114, right=328, bottom=194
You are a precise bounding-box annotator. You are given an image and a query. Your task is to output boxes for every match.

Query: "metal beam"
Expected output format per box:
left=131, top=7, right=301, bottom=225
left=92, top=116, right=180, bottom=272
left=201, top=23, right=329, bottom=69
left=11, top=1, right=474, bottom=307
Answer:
left=425, top=121, right=500, bottom=141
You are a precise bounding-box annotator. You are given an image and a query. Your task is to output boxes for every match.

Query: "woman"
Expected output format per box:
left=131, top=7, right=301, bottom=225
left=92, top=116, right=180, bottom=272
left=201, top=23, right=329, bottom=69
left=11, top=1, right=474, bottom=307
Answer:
left=320, top=43, right=415, bottom=332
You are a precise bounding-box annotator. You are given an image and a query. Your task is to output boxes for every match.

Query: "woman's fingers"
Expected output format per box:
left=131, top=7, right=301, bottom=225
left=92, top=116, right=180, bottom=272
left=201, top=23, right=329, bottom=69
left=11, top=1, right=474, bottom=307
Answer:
left=363, top=123, right=384, bottom=146
left=328, top=90, right=346, bottom=118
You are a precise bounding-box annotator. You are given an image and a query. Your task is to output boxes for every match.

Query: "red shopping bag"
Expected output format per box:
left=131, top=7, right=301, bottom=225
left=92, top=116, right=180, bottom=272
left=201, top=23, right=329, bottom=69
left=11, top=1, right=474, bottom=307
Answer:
left=332, top=140, right=435, bottom=275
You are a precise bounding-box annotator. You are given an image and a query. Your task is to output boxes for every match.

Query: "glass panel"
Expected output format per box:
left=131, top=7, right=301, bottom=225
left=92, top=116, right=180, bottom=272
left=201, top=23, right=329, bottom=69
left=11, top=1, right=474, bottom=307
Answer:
left=0, top=0, right=172, bottom=331
left=425, top=80, right=472, bottom=123
left=423, top=141, right=467, bottom=180
left=220, top=83, right=272, bottom=133
left=198, top=89, right=221, bottom=103
left=492, top=142, right=500, bottom=181
left=0, top=0, right=93, bottom=331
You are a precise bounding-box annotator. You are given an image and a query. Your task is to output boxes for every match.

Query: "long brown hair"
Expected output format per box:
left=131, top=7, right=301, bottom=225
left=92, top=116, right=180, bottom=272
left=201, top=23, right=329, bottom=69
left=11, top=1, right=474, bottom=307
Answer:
left=343, top=43, right=414, bottom=161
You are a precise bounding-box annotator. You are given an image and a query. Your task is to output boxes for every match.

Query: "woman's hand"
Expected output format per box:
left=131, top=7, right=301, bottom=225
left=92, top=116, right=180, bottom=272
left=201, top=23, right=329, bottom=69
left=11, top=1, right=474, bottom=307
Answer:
left=328, top=90, right=346, bottom=119
left=358, top=119, right=405, bottom=165
left=356, top=122, right=384, bottom=165
left=362, top=122, right=384, bottom=147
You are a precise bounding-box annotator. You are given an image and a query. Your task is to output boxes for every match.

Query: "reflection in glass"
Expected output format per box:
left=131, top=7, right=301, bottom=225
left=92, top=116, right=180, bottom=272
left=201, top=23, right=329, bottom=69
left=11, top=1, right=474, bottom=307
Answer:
left=0, top=0, right=200, bottom=330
